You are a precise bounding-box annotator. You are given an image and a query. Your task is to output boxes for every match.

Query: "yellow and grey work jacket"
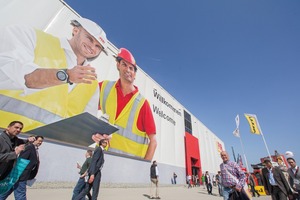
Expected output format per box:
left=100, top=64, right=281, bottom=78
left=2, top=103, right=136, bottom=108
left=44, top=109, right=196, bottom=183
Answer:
left=99, top=80, right=148, bottom=158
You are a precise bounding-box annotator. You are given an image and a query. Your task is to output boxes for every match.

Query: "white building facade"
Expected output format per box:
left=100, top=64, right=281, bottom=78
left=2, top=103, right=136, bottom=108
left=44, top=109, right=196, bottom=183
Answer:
left=0, top=0, right=225, bottom=184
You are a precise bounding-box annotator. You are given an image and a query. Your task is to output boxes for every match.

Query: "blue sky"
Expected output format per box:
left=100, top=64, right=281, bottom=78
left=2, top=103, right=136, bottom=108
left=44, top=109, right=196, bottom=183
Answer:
left=65, top=0, right=300, bottom=169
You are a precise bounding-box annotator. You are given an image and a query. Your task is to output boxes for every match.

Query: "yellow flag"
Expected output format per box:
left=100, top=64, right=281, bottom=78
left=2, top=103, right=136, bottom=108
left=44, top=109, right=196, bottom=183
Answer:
left=244, top=113, right=261, bottom=135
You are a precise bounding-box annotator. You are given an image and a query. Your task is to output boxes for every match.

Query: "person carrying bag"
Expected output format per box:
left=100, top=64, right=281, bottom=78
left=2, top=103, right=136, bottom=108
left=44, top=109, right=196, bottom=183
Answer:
left=0, top=157, right=30, bottom=194
left=225, top=168, right=252, bottom=200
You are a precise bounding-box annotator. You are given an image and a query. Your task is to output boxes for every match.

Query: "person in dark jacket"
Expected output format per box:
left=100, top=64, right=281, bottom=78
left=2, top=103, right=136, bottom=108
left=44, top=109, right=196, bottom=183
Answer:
left=287, top=157, right=300, bottom=200
left=262, top=158, right=293, bottom=200
left=150, top=160, right=160, bottom=199
left=0, top=121, right=35, bottom=181
left=247, top=172, right=260, bottom=197
left=205, top=171, right=213, bottom=195
left=0, top=121, right=26, bottom=182
left=72, top=149, right=93, bottom=200
left=0, top=135, right=43, bottom=199
left=75, top=139, right=107, bottom=200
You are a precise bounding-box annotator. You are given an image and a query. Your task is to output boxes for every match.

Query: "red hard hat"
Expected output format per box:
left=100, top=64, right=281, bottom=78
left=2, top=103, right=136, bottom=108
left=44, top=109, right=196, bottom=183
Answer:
left=116, top=48, right=136, bottom=68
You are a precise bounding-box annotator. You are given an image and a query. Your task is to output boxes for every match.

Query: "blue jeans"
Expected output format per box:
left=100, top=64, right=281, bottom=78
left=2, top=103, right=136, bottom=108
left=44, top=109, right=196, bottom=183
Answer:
left=218, top=184, right=224, bottom=196
left=72, top=177, right=86, bottom=200
left=223, top=186, right=233, bottom=200
left=0, top=180, right=27, bottom=200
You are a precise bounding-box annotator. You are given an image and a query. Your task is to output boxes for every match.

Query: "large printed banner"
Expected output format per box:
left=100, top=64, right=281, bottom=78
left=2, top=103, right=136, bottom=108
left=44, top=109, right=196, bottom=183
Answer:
left=0, top=0, right=185, bottom=163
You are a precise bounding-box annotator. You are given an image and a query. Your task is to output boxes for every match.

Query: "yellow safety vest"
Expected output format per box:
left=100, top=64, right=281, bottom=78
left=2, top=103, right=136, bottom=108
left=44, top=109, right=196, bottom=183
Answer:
left=100, top=81, right=148, bottom=158
left=0, top=29, right=97, bottom=131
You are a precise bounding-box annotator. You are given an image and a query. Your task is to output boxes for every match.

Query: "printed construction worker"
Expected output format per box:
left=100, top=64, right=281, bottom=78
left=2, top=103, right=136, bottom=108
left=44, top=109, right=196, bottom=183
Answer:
left=95, top=48, right=157, bottom=161
left=0, top=18, right=108, bottom=131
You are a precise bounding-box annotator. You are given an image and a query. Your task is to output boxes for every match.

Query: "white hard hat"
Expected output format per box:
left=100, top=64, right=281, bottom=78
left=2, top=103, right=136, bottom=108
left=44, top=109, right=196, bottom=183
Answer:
left=285, top=151, right=294, bottom=158
left=71, top=18, right=107, bottom=53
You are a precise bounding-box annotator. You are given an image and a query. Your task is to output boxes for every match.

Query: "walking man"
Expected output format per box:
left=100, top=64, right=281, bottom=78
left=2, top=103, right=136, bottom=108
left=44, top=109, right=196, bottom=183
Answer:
left=202, top=174, right=206, bottom=189
left=262, top=158, right=293, bottom=200
left=0, top=136, right=44, bottom=199
left=205, top=171, right=213, bottom=195
left=0, top=121, right=35, bottom=181
left=173, top=172, right=177, bottom=184
left=75, top=139, right=107, bottom=200
left=216, top=171, right=223, bottom=196
left=247, top=172, right=260, bottom=197
left=287, top=158, right=300, bottom=200
left=150, top=161, right=160, bottom=199
left=287, top=157, right=300, bottom=200
left=219, top=151, right=247, bottom=200
left=187, top=174, right=192, bottom=188
left=72, top=150, right=93, bottom=200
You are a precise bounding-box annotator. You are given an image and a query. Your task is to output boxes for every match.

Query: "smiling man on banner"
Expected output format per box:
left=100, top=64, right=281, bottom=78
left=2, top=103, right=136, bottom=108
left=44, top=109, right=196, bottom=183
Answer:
left=95, top=48, right=157, bottom=161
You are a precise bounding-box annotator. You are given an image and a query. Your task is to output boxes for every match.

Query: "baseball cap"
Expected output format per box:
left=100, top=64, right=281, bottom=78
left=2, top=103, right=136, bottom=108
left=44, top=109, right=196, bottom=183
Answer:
left=71, top=18, right=107, bottom=53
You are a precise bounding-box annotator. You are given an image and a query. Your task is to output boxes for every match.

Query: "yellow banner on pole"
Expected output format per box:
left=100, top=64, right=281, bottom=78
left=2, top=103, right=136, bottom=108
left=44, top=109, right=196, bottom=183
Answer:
left=244, top=113, right=261, bottom=135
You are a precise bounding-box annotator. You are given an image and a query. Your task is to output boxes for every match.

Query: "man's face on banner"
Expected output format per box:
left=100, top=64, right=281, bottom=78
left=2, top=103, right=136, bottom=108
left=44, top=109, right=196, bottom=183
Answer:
left=72, top=27, right=103, bottom=59
left=117, top=59, right=136, bottom=83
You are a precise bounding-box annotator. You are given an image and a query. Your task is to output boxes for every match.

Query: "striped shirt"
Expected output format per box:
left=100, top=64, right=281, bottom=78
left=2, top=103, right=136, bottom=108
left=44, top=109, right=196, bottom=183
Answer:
left=220, top=160, right=246, bottom=189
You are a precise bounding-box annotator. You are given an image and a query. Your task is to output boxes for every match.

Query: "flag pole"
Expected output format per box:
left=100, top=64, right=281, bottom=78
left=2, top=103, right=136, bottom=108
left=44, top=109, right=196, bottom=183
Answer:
left=231, top=146, right=237, bottom=162
left=256, top=119, right=272, bottom=161
left=233, top=114, right=250, bottom=171
left=238, top=131, right=250, bottom=172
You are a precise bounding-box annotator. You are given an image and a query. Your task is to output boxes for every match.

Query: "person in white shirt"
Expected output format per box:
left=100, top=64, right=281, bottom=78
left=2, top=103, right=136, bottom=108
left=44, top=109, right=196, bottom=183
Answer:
left=205, top=171, right=213, bottom=195
left=0, top=18, right=108, bottom=132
